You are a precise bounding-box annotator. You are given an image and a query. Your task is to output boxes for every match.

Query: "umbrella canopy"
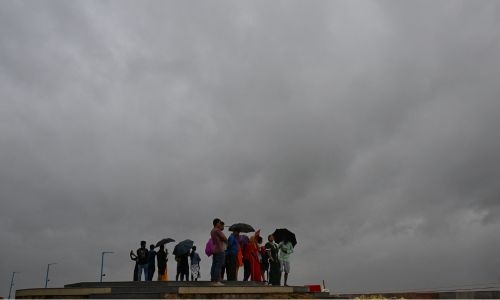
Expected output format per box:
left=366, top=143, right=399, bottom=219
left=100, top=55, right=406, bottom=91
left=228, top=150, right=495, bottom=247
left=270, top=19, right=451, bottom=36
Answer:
left=173, top=239, right=194, bottom=256
left=228, top=223, right=255, bottom=233
left=155, top=238, right=175, bottom=248
left=272, top=228, right=297, bottom=247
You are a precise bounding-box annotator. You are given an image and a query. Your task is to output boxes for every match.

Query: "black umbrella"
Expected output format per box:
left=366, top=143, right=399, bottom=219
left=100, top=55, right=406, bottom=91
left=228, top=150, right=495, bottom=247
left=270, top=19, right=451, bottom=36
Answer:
left=173, top=239, right=194, bottom=256
left=272, top=228, right=297, bottom=247
left=155, top=238, right=175, bottom=248
left=228, top=223, right=255, bottom=233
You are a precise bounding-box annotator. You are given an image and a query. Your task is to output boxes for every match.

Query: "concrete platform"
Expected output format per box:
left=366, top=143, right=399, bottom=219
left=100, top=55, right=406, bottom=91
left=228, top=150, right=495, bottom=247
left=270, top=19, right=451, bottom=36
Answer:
left=16, top=281, right=329, bottom=299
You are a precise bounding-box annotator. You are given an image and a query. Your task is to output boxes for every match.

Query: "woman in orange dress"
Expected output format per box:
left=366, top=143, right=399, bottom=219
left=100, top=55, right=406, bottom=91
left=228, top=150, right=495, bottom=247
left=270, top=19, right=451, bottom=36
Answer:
left=156, top=245, right=169, bottom=281
left=248, top=231, right=262, bottom=282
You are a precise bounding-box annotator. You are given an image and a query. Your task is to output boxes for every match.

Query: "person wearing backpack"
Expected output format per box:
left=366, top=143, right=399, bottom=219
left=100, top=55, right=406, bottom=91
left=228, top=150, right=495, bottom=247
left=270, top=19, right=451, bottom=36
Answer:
left=210, top=218, right=227, bottom=285
left=136, top=241, right=149, bottom=281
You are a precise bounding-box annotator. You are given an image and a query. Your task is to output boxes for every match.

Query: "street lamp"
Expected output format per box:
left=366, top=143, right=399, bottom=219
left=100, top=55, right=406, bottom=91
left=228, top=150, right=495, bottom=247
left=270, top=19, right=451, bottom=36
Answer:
left=45, top=263, right=57, bottom=288
left=100, top=251, right=114, bottom=282
left=8, top=271, right=18, bottom=299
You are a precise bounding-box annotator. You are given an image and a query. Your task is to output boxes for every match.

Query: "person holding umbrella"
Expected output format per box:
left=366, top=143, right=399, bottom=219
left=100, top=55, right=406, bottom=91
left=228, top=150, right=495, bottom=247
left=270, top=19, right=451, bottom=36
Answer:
left=273, top=228, right=297, bottom=286
left=175, top=252, right=190, bottom=281
left=278, top=240, right=294, bottom=286
left=173, top=239, right=194, bottom=281
left=156, top=245, right=168, bottom=281
left=155, top=238, right=174, bottom=281
left=225, top=229, right=240, bottom=281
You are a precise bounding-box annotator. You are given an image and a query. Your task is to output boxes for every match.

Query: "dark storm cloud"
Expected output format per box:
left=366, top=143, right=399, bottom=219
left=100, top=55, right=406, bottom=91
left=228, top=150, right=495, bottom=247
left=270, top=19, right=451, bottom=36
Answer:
left=1, top=0, right=500, bottom=296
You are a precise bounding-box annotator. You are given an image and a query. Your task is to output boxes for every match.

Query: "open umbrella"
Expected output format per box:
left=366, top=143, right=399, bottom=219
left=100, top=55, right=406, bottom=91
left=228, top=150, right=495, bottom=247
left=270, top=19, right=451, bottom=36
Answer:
left=228, top=223, right=255, bottom=233
left=155, top=238, right=175, bottom=248
left=272, top=228, right=297, bottom=247
left=173, top=239, right=194, bottom=256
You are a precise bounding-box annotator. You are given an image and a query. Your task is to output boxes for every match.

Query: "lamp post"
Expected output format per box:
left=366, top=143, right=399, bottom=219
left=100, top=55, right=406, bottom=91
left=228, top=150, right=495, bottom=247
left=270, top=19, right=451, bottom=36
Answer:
left=45, top=263, right=57, bottom=288
left=100, top=251, right=114, bottom=282
left=8, top=271, right=18, bottom=299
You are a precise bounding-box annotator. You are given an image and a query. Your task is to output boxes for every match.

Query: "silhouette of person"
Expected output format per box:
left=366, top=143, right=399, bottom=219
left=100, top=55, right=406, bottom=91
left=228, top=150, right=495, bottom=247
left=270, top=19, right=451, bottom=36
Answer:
left=147, top=244, right=157, bottom=281
left=157, top=245, right=168, bottom=281
left=136, top=241, right=149, bottom=281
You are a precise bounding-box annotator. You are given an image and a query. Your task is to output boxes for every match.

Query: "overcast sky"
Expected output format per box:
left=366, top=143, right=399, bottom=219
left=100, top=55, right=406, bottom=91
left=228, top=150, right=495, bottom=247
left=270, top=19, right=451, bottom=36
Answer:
left=1, top=0, right=500, bottom=296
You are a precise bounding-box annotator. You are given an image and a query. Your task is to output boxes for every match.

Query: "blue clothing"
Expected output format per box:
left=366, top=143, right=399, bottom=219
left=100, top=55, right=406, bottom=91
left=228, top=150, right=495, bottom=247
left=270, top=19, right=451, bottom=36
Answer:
left=148, top=250, right=157, bottom=265
left=226, top=234, right=239, bottom=256
left=137, top=264, right=149, bottom=281
left=190, top=252, right=201, bottom=265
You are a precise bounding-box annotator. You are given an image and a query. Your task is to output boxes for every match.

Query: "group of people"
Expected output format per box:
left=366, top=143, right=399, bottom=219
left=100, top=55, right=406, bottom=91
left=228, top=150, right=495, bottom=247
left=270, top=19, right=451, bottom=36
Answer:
left=210, top=218, right=294, bottom=286
left=130, top=241, right=201, bottom=282
left=129, top=218, right=294, bottom=287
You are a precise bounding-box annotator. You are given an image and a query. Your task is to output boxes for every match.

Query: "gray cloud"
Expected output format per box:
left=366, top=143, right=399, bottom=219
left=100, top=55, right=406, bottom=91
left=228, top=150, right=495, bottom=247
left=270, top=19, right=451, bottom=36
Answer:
left=1, top=0, right=500, bottom=296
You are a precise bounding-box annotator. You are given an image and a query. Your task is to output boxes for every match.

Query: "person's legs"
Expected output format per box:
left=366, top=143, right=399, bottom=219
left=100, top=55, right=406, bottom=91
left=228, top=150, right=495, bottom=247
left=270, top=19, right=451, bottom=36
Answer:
left=137, top=264, right=148, bottom=281
left=133, top=263, right=138, bottom=281
left=281, top=261, right=290, bottom=286
left=136, top=265, right=142, bottom=281
left=211, top=252, right=225, bottom=282
left=143, top=265, right=149, bottom=281
left=226, top=255, right=237, bottom=281
left=148, top=266, right=155, bottom=281
left=243, top=259, right=251, bottom=281
left=211, top=254, right=221, bottom=281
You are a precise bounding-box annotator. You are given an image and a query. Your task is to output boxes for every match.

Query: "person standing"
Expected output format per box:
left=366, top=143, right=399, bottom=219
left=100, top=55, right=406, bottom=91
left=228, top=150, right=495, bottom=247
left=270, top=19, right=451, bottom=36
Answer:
left=147, top=244, right=157, bottom=281
left=240, top=235, right=251, bottom=281
left=190, top=246, right=201, bottom=281
left=130, top=250, right=138, bottom=281
left=210, top=218, right=227, bottom=285
left=156, top=245, right=168, bottom=281
left=136, top=241, right=149, bottom=281
left=225, top=229, right=240, bottom=281
left=266, top=234, right=281, bottom=285
left=248, top=232, right=262, bottom=282
left=175, top=252, right=190, bottom=281
left=278, top=240, right=294, bottom=286
left=259, top=236, right=268, bottom=283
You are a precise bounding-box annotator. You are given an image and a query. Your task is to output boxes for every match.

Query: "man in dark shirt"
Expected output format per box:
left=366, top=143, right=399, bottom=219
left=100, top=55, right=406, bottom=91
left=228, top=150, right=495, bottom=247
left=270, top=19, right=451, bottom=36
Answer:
left=147, top=244, right=156, bottom=281
left=136, top=241, right=149, bottom=281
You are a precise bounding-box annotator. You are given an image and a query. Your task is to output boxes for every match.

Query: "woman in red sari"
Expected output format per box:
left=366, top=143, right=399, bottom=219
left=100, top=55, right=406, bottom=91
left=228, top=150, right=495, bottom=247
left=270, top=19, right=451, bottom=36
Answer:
left=248, top=231, right=262, bottom=282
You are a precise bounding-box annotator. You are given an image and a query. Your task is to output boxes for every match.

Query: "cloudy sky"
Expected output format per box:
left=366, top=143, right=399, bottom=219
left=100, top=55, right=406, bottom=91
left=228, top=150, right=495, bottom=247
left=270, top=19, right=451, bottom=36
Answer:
left=1, top=0, right=500, bottom=296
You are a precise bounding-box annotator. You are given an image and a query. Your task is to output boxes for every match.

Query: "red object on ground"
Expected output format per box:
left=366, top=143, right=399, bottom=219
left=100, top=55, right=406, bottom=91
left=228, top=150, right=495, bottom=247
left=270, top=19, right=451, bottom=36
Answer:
left=305, top=284, right=322, bottom=292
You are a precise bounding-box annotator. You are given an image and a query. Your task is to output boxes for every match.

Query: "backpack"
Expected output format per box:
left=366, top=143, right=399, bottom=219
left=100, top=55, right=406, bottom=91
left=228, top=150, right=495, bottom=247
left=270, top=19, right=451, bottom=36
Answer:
left=205, top=238, right=214, bottom=257
left=137, top=248, right=148, bottom=264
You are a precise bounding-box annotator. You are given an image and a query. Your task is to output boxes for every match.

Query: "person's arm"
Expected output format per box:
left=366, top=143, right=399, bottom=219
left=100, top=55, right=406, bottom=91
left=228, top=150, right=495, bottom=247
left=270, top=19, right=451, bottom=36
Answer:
left=217, top=229, right=228, bottom=242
